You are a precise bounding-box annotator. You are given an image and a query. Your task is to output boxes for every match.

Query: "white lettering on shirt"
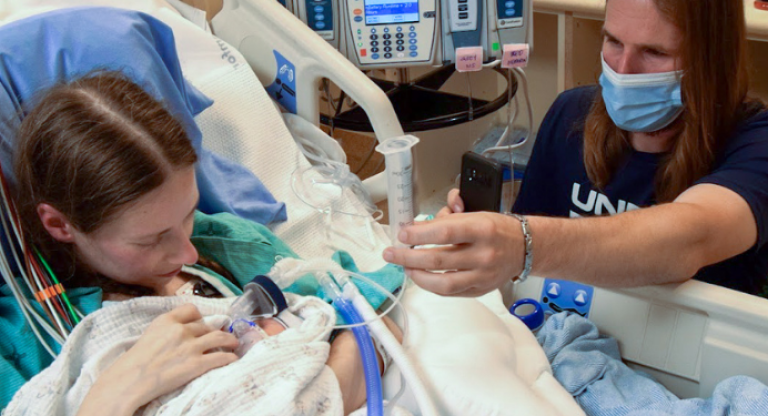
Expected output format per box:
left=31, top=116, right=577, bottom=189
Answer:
left=569, top=183, right=639, bottom=218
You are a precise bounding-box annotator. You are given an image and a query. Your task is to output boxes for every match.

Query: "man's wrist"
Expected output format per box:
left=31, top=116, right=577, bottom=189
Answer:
left=505, top=213, right=533, bottom=283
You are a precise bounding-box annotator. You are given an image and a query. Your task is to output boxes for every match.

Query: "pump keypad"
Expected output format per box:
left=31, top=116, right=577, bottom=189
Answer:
left=367, top=25, right=418, bottom=60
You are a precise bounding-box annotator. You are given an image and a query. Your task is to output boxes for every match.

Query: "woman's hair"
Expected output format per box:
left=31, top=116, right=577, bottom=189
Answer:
left=583, top=0, right=762, bottom=202
left=13, top=71, right=198, bottom=293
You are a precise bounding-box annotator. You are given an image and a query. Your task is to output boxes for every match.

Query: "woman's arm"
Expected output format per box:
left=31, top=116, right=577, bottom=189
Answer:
left=326, top=317, right=403, bottom=416
left=384, top=183, right=757, bottom=296
left=76, top=304, right=239, bottom=416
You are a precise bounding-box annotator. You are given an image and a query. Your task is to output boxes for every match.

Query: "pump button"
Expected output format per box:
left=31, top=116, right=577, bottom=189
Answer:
left=370, top=34, right=378, bottom=40
left=370, top=40, right=379, bottom=46
left=396, top=33, right=404, bottom=39
left=409, top=45, right=418, bottom=51
left=314, top=5, right=324, bottom=12
left=316, top=21, right=326, bottom=29
left=384, top=52, right=392, bottom=59
left=409, top=51, right=418, bottom=57
left=505, top=1, right=515, bottom=7
left=458, top=4, right=467, bottom=11
left=353, top=16, right=362, bottom=22
left=371, top=53, right=380, bottom=60
left=353, top=8, right=362, bottom=15
left=315, top=14, right=325, bottom=20
left=409, top=39, right=417, bottom=44
left=397, top=26, right=403, bottom=32
left=459, top=12, right=468, bottom=19
left=409, top=32, right=417, bottom=38
left=505, top=9, right=515, bottom=16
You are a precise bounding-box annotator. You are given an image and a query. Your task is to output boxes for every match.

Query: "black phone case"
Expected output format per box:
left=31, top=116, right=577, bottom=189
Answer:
left=459, top=152, right=504, bottom=213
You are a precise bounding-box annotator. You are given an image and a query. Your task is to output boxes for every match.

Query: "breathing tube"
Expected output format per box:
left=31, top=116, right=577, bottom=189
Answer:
left=320, top=273, right=384, bottom=416
left=269, top=258, right=439, bottom=416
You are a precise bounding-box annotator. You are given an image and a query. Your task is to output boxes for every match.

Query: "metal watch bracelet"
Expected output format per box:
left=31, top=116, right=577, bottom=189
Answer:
left=505, top=213, right=533, bottom=284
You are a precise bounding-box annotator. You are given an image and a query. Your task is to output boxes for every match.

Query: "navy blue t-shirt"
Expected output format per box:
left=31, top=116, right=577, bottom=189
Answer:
left=513, top=86, right=768, bottom=295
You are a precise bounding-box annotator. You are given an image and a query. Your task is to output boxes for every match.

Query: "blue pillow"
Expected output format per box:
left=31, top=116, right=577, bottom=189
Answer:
left=0, top=7, right=287, bottom=225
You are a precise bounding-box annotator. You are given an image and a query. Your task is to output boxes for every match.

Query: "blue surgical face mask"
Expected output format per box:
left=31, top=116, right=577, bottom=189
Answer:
left=599, top=54, right=684, bottom=133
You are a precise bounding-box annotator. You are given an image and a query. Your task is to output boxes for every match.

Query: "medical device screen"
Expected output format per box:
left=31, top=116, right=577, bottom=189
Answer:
left=364, top=0, right=419, bottom=25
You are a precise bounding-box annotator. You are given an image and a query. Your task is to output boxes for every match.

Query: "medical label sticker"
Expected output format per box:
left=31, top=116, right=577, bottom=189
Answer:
left=455, top=46, right=484, bottom=72
left=501, top=43, right=529, bottom=69
left=265, top=51, right=297, bottom=114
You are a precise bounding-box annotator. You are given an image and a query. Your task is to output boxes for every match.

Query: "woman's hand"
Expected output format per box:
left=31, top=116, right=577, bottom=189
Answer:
left=77, top=304, right=239, bottom=416
left=383, top=211, right=525, bottom=297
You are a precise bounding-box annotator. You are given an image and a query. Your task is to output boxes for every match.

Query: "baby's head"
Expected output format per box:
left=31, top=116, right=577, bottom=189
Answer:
left=14, top=71, right=199, bottom=295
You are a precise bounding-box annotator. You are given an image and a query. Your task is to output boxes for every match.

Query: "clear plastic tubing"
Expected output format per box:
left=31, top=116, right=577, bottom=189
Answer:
left=375, top=135, right=420, bottom=246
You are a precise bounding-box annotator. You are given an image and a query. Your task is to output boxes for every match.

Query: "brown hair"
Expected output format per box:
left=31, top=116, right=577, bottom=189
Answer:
left=13, top=71, right=198, bottom=294
left=584, top=0, right=761, bottom=202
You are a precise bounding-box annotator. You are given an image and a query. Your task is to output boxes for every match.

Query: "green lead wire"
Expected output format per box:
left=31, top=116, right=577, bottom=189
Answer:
left=34, top=247, right=80, bottom=325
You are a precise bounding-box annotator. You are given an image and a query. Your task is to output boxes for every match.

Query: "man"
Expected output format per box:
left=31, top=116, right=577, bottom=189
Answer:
left=384, top=0, right=768, bottom=297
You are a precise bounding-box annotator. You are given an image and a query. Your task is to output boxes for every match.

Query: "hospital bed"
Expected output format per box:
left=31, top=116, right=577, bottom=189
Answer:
left=1, top=0, right=766, bottom=414
left=0, top=1, right=581, bottom=415
left=195, top=0, right=768, bottom=404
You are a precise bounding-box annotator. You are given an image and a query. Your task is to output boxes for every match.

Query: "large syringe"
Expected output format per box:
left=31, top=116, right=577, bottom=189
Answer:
left=375, top=135, right=420, bottom=247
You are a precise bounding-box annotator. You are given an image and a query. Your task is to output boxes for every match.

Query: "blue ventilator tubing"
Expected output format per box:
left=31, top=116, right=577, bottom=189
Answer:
left=334, top=297, right=384, bottom=416
left=510, top=298, right=545, bottom=332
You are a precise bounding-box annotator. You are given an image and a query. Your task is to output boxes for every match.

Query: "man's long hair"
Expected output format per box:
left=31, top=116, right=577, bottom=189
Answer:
left=583, top=0, right=756, bottom=202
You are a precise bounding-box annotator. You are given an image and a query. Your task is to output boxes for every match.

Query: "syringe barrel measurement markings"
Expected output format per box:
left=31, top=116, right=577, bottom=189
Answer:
left=375, top=135, right=420, bottom=247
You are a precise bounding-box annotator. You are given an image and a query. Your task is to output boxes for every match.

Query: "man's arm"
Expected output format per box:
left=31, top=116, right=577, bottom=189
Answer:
left=530, top=183, right=757, bottom=286
left=384, top=184, right=757, bottom=295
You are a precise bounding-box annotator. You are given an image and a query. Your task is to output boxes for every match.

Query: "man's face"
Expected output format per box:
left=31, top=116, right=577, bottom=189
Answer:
left=602, top=0, right=683, bottom=75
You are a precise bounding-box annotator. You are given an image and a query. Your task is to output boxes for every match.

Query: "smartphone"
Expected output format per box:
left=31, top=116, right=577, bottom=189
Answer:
left=459, top=152, right=510, bottom=213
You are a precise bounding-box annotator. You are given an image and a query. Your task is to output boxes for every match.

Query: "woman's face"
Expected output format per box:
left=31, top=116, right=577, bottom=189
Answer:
left=70, top=166, right=200, bottom=292
left=602, top=0, right=683, bottom=74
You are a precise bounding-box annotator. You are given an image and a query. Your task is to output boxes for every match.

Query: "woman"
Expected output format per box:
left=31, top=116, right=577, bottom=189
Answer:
left=384, top=0, right=768, bottom=297
left=13, top=71, right=386, bottom=415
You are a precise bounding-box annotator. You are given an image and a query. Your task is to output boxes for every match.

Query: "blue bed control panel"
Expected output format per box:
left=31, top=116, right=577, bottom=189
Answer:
left=539, top=279, right=594, bottom=318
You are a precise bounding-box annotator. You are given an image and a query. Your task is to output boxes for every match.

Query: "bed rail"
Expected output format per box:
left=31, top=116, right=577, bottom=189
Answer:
left=208, top=0, right=400, bottom=202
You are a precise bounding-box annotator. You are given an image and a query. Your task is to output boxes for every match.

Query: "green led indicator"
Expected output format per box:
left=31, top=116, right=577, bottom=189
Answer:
left=358, top=42, right=363, bottom=47
left=492, top=42, right=500, bottom=51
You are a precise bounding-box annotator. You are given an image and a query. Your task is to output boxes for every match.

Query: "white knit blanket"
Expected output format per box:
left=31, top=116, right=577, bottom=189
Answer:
left=4, top=295, right=345, bottom=416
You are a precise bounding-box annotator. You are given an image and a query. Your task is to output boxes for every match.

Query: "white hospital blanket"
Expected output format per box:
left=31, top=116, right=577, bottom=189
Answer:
left=4, top=295, right=346, bottom=416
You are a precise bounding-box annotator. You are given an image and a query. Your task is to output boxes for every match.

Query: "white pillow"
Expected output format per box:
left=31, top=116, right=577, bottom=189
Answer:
left=382, top=284, right=584, bottom=416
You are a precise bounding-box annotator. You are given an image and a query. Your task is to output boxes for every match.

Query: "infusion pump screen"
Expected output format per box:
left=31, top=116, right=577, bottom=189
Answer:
left=364, top=0, right=419, bottom=25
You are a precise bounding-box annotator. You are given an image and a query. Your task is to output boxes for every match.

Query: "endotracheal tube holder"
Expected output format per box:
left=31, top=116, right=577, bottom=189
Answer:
left=376, top=135, right=420, bottom=247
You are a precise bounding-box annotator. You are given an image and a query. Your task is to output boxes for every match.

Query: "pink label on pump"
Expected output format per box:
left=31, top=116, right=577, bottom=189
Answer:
left=455, top=47, right=484, bottom=72
left=502, top=43, right=529, bottom=68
